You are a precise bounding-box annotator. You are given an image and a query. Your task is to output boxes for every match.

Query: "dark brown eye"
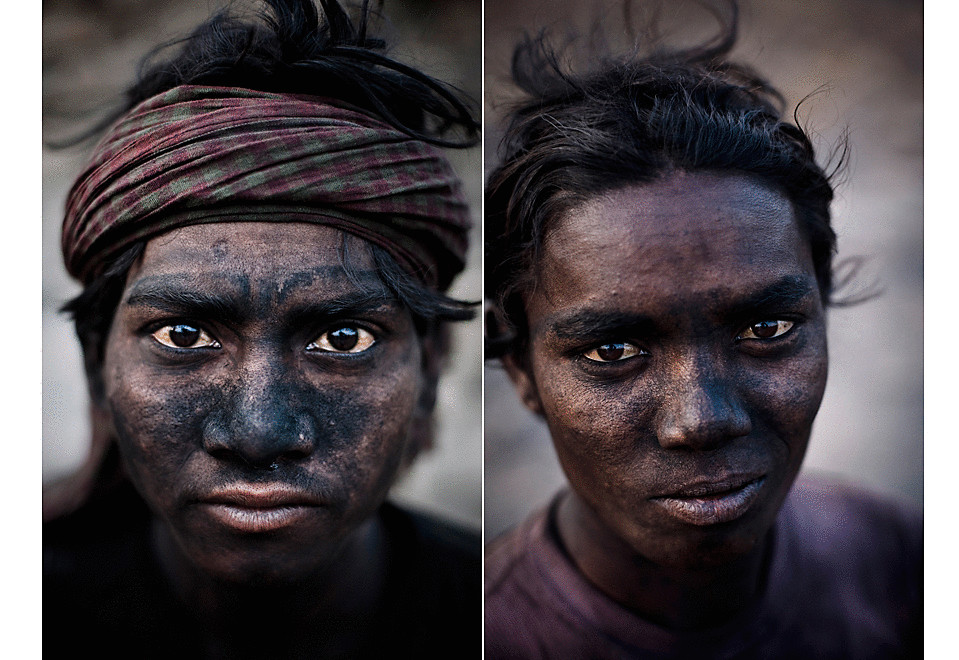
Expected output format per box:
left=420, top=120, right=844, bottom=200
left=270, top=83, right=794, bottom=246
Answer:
left=583, top=342, right=642, bottom=363
left=170, top=325, right=200, bottom=347
left=751, top=321, right=778, bottom=338
left=597, top=344, right=624, bottom=361
left=151, top=324, right=219, bottom=349
left=308, top=326, right=376, bottom=354
left=329, top=327, right=358, bottom=351
left=738, top=320, right=794, bottom=341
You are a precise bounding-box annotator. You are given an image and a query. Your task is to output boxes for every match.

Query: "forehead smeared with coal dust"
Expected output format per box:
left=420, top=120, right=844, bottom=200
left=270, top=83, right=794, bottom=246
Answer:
left=484, top=2, right=845, bottom=358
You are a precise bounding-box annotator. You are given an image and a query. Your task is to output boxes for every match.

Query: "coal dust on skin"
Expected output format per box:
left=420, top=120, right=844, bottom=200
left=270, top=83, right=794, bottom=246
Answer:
left=504, top=172, right=828, bottom=629
left=98, top=222, right=435, bottom=652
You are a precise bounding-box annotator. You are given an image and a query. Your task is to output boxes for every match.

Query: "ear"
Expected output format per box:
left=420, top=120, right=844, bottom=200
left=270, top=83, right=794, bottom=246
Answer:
left=416, top=327, right=446, bottom=415
left=486, top=303, right=544, bottom=416
left=501, top=352, right=544, bottom=416
left=403, top=327, right=447, bottom=465
left=86, top=368, right=107, bottom=410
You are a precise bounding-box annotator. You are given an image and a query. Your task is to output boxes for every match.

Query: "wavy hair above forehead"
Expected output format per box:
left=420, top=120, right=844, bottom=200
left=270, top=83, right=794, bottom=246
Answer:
left=67, top=0, right=480, bottom=149
left=485, top=0, right=846, bottom=358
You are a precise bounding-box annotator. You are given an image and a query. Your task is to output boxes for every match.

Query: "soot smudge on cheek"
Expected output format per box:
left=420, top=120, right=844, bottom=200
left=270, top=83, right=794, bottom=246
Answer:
left=108, top=403, right=193, bottom=520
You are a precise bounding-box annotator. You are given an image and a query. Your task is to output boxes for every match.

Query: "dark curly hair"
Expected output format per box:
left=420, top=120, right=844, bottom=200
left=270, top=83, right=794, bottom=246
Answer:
left=485, top=1, right=845, bottom=357
left=76, top=0, right=479, bottom=149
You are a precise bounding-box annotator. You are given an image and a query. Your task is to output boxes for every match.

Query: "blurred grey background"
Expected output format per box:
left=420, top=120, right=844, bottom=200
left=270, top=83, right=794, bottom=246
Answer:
left=42, top=0, right=482, bottom=528
left=484, top=0, right=923, bottom=539
left=42, top=0, right=925, bottom=541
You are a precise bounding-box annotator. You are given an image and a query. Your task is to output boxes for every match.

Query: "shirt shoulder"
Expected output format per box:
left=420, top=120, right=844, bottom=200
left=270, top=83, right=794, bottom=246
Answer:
left=381, top=500, right=481, bottom=576
left=763, top=476, right=923, bottom=658
left=485, top=507, right=542, bottom=594
left=485, top=499, right=617, bottom=659
left=377, top=502, right=482, bottom=654
left=44, top=486, right=197, bottom=652
left=782, top=476, right=922, bottom=571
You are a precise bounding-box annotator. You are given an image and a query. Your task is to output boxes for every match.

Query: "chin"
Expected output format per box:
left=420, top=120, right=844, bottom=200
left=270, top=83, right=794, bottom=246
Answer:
left=193, top=548, right=327, bottom=586
left=631, top=515, right=774, bottom=572
left=164, top=521, right=337, bottom=586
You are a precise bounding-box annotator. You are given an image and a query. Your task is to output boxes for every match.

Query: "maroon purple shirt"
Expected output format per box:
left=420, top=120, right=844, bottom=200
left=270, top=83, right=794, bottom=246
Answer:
left=485, top=477, right=921, bottom=659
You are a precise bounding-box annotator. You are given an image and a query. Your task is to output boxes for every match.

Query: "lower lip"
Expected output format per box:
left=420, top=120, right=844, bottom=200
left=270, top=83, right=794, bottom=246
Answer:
left=199, top=503, right=315, bottom=533
left=651, top=478, right=766, bottom=526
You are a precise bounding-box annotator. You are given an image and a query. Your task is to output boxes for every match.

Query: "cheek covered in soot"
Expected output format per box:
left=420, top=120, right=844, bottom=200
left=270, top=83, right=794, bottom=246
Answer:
left=107, top=350, right=420, bottom=524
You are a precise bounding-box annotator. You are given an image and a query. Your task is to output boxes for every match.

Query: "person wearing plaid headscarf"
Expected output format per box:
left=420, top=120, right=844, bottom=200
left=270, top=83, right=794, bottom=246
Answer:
left=43, top=1, right=480, bottom=656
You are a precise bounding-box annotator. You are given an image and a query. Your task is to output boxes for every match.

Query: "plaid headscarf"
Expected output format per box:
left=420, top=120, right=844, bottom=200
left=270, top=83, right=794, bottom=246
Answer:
left=62, top=85, right=471, bottom=288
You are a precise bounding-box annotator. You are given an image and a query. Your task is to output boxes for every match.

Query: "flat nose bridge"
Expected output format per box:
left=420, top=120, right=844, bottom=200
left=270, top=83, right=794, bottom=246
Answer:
left=655, top=348, right=751, bottom=449
left=205, top=348, right=313, bottom=466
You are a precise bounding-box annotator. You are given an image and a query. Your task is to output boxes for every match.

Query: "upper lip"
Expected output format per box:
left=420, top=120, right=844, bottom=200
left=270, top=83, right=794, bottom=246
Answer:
left=652, top=473, right=766, bottom=499
left=197, top=483, right=323, bottom=508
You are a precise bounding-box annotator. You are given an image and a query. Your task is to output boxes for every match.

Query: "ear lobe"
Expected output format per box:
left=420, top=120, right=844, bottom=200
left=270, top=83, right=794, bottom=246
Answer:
left=501, top=353, right=544, bottom=416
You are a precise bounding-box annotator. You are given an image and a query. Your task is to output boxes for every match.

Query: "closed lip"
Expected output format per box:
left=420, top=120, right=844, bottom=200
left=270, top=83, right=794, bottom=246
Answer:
left=649, top=475, right=767, bottom=526
left=654, top=473, right=767, bottom=500
left=195, top=484, right=324, bottom=533
left=198, top=483, right=324, bottom=508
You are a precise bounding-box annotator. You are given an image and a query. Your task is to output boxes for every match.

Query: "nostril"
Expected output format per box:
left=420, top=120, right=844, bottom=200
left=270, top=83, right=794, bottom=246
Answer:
left=230, top=451, right=296, bottom=472
left=206, top=446, right=235, bottom=463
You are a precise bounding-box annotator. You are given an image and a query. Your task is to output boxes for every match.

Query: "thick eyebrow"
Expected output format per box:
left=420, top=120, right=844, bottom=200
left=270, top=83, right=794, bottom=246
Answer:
left=722, top=275, right=818, bottom=317
left=284, top=293, right=405, bottom=325
left=539, top=275, right=817, bottom=341
left=123, top=273, right=399, bottom=322
left=124, top=285, right=245, bottom=324
left=541, top=310, right=658, bottom=341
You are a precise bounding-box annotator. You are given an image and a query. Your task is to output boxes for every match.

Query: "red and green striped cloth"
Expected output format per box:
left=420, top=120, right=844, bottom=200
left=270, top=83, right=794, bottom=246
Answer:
left=62, top=85, right=471, bottom=288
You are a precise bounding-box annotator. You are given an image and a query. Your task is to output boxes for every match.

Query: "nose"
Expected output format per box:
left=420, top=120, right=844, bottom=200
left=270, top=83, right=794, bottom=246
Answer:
left=203, top=351, right=315, bottom=469
left=654, top=354, right=751, bottom=450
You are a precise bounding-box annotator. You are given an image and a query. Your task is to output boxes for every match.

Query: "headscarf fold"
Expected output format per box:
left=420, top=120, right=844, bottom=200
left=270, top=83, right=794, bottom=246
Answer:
left=62, top=85, right=471, bottom=288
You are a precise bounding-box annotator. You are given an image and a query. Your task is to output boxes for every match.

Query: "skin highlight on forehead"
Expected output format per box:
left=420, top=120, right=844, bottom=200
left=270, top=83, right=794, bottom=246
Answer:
left=541, top=171, right=806, bottom=291
left=129, top=223, right=396, bottom=302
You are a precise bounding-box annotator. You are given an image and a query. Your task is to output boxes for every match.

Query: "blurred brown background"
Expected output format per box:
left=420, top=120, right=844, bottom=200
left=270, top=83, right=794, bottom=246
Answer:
left=42, top=0, right=482, bottom=527
left=484, top=0, right=923, bottom=538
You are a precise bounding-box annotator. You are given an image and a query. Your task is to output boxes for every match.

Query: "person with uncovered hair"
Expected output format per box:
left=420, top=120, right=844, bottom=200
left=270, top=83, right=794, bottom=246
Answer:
left=43, top=1, right=480, bottom=656
left=483, top=2, right=921, bottom=657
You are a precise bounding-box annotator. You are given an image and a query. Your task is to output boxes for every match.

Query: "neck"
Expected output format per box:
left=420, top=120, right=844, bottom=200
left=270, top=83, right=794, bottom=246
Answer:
left=556, top=491, right=772, bottom=631
left=150, top=516, right=387, bottom=656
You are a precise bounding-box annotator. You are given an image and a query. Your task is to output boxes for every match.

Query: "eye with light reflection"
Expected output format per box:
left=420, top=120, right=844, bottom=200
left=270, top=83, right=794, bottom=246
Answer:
left=583, top=341, right=645, bottom=363
left=737, top=320, right=794, bottom=341
left=307, top=326, right=376, bottom=354
left=151, top=324, right=220, bottom=349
